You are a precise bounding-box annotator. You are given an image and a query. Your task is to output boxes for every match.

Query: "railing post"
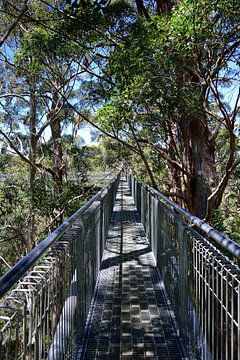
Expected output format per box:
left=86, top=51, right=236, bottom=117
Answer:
left=81, top=201, right=101, bottom=313
left=157, top=205, right=171, bottom=285
left=136, top=181, right=141, bottom=216
left=147, top=189, right=151, bottom=241
left=130, top=176, right=133, bottom=197
left=151, top=195, right=159, bottom=260
left=100, top=199, right=104, bottom=261
left=141, top=186, right=144, bottom=227
left=133, top=176, right=135, bottom=201
left=74, top=221, right=85, bottom=343
left=95, top=201, right=102, bottom=275
left=142, top=186, right=147, bottom=230
left=177, top=220, right=189, bottom=343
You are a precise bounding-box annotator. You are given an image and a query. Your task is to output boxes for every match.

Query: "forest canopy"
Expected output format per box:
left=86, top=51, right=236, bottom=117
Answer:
left=0, top=0, right=239, bottom=272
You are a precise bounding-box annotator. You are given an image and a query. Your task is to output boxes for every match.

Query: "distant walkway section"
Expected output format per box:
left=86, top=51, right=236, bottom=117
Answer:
left=78, top=176, right=186, bottom=359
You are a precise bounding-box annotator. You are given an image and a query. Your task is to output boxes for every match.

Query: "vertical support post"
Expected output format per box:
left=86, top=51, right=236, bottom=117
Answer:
left=137, top=181, right=141, bottom=216
left=75, top=221, right=85, bottom=342
left=177, top=220, right=188, bottom=336
left=151, top=196, right=158, bottom=260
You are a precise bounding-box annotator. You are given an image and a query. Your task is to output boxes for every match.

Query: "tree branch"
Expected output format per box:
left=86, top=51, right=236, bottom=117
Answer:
left=0, top=1, right=28, bottom=47
left=0, top=93, right=29, bottom=103
left=46, top=79, right=142, bottom=156
left=0, top=130, right=55, bottom=176
left=137, top=137, right=193, bottom=178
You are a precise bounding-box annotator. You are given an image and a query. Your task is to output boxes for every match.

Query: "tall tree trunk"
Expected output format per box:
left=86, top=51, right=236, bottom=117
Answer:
left=155, top=0, right=172, bottom=15
left=147, top=0, right=217, bottom=217
left=27, top=81, right=37, bottom=251
left=135, top=0, right=150, bottom=19
left=168, top=137, right=182, bottom=205
left=50, top=118, right=63, bottom=194
left=128, top=120, right=158, bottom=189
left=179, top=114, right=216, bottom=218
left=49, top=90, right=64, bottom=194
left=49, top=89, right=64, bottom=224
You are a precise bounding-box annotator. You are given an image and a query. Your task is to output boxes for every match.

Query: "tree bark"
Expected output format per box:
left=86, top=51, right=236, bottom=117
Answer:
left=50, top=120, right=63, bottom=194
left=27, top=80, right=37, bottom=251
left=155, top=0, right=172, bottom=15
left=0, top=1, right=28, bottom=47
left=128, top=120, right=158, bottom=189
left=179, top=114, right=216, bottom=218
left=49, top=92, right=63, bottom=194
left=135, top=0, right=150, bottom=19
left=168, top=136, right=182, bottom=205
left=49, top=88, right=64, bottom=224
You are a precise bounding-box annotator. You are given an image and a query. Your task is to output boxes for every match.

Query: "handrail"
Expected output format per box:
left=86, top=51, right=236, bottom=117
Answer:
left=0, top=172, right=119, bottom=298
left=130, top=174, right=240, bottom=259
left=128, top=173, right=240, bottom=359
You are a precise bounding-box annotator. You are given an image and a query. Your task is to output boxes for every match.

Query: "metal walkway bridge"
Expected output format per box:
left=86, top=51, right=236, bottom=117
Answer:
left=0, top=173, right=239, bottom=360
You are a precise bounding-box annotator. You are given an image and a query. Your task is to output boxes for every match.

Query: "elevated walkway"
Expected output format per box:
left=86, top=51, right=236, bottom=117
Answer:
left=79, top=177, right=185, bottom=359
left=1, top=172, right=239, bottom=360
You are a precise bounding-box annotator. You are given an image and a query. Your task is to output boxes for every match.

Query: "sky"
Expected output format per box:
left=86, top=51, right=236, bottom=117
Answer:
left=41, top=123, right=97, bottom=145
left=79, top=125, right=97, bottom=145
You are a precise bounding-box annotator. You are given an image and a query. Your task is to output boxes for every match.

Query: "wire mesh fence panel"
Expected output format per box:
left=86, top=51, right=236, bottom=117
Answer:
left=127, top=173, right=240, bottom=360
left=0, top=174, right=120, bottom=360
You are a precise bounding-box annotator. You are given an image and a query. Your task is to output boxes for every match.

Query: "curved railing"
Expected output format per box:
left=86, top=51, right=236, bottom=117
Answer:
left=127, top=173, right=240, bottom=259
left=0, top=173, right=120, bottom=359
left=127, top=172, right=240, bottom=360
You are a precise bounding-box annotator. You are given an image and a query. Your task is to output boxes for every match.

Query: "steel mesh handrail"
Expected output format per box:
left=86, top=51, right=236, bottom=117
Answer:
left=150, top=187, right=240, bottom=259
left=130, top=175, right=240, bottom=259
left=1, top=171, right=239, bottom=360
left=0, top=172, right=120, bottom=360
left=127, top=172, right=240, bottom=360
left=0, top=172, right=119, bottom=299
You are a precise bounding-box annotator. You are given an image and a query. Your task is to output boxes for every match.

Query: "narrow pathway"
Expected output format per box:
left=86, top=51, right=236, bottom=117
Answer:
left=78, top=176, right=186, bottom=359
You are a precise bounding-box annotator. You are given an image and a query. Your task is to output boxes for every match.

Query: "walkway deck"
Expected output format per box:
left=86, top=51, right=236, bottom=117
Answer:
left=78, top=177, right=186, bottom=359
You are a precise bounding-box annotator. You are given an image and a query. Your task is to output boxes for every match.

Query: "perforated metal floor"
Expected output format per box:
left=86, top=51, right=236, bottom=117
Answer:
left=78, top=177, right=186, bottom=359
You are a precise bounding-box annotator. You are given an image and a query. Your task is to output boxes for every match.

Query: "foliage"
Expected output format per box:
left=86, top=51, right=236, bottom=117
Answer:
left=0, top=0, right=239, bottom=276
left=0, top=147, right=97, bottom=274
left=93, top=0, right=239, bottom=217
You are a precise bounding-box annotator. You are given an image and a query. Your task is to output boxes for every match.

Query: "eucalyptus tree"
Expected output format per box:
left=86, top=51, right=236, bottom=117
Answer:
left=1, top=0, right=239, bottom=233
left=35, top=0, right=239, bottom=220
left=0, top=0, right=36, bottom=250
left=0, top=0, right=90, bottom=250
left=89, top=0, right=239, bottom=220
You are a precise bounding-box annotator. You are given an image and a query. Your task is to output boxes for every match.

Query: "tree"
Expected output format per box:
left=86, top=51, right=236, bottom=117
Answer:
left=0, top=0, right=103, bottom=255
left=0, top=0, right=239, bottom=263
left=89, top=0, right=239, bottom=219
left=35, top=0, right=238, bottom=220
